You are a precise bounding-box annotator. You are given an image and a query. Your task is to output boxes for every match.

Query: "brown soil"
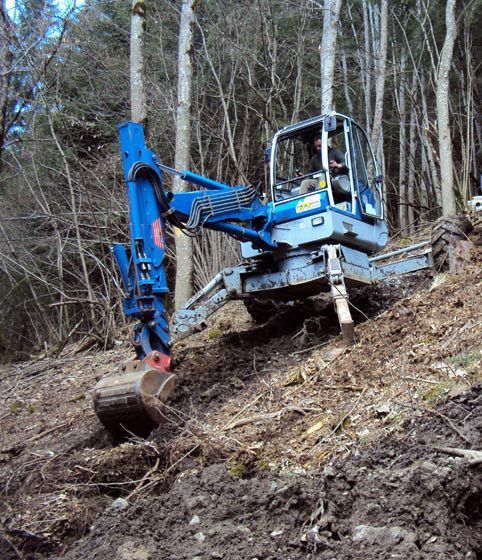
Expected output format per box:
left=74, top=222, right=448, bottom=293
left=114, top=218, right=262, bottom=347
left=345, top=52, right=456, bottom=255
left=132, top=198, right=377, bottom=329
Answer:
left=1, top=220, right=481, bottom=559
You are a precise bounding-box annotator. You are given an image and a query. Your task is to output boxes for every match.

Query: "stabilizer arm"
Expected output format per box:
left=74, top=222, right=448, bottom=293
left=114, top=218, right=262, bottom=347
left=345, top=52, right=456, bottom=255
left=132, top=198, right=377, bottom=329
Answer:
left=170, top=267, right=246, bottom=343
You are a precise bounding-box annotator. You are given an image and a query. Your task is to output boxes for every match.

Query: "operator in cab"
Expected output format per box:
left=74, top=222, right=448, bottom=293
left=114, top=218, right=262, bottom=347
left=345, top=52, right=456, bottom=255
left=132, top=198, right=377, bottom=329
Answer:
left=300, top=136, right=347, bottom=194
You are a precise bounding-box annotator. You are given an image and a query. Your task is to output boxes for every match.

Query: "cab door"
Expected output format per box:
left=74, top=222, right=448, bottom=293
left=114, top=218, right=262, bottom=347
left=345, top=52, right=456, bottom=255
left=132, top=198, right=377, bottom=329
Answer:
left=350, top=123, right=384, bottom=220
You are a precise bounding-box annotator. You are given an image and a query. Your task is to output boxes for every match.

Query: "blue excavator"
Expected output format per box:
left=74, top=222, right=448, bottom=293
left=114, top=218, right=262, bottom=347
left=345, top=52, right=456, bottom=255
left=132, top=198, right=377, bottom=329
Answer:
left=93, top=113, right=433, bottom=436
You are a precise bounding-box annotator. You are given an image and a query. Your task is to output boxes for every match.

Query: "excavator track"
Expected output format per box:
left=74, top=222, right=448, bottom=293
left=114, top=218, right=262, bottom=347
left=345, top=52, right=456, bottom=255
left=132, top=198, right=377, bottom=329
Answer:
left=431, top=215, right=473, bottom=272
left=93, top=357, right=175, bottom=438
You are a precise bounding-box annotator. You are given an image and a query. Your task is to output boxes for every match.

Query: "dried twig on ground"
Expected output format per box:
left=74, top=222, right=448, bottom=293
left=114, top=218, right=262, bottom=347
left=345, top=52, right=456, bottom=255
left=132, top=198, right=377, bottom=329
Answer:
left=309, top=387, right=367, bottom=455
left=225, top=405, right=306, bottom=430
left=221, top=394, right=263, bottom=431
left=319, top=384, right=365, bottom=391
left=434, top=446, right=482, bottom=466
left=126, top=457, right=160, bottom=500
left=400, top=377, right=440, bottom=384
left=398, top=402, right=472, bottom=445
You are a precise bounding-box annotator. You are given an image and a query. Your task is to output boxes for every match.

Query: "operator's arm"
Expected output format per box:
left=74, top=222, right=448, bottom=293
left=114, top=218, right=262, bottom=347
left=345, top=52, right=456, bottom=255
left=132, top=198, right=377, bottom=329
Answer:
left=328, top=148, right=348, bottom=175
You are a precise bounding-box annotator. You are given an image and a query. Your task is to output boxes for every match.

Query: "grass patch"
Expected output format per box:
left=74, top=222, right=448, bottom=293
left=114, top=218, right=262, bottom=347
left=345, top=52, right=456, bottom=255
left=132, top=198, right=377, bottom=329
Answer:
left=422, top=382, right=450, bottom=406
left=390, top=411, right=404, bottom=425
left=446, top=351, right=481, bottom=369
left=208, top=329, right=222, bottom=339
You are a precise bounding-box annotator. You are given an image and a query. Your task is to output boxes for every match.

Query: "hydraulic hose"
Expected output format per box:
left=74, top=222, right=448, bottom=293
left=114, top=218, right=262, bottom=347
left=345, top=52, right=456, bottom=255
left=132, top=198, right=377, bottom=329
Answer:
left=127, top=161, right=196, bottom=236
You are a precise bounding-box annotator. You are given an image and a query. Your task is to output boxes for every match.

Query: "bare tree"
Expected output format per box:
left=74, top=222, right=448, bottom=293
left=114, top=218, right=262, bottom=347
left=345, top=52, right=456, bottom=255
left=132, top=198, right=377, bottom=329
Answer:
left=0, top=1, right=13, bottom=170
left=173, top=0, right=196, bottom=308
left=396, top=53, right=408, bottom=233
left=362, top=0, right=372, bottom=134
left=436, top=0, right=457, bottom=215
left=320, top=0, right=342, bottom=114
left=3, top=0, right=482, bottom=359
left=131, top=0, right=148, bottom=129
left=370, top=0, right=387, bottom=161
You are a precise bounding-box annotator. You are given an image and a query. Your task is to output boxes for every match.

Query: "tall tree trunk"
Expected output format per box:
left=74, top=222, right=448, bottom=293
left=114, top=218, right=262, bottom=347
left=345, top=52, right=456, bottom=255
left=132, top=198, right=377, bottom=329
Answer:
left=370, top=0, right=388, bottom=162
left=237, top=58, right=256, bottom=184
left=407, top=105, right=417, bottom=233
left=461, top=18, right=474, bottom=205
left=319, top=0, right=342, bottom=114
left=420, top=75, right=442, bottom=210
left=436, top=0, right=457, bottom=216
left=130, top=0, right=148, bottom=130
left=0, top=1, right=13, bottom=171
left=173, top=0, right=196, bottom=308
left=362, top=0, right=372, bottom=135
left=397, top=55, right=408, bottom=234
left=417, top=112, right=429, bottom=221
left=341, top=52, right=353, bottom=114
left=291, top=8, right=308, bottom=124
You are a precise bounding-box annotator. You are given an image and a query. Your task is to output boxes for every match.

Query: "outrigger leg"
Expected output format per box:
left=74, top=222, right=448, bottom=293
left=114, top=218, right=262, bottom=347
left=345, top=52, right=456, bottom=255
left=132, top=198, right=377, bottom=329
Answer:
left=327, top=245, right=355, bottom=345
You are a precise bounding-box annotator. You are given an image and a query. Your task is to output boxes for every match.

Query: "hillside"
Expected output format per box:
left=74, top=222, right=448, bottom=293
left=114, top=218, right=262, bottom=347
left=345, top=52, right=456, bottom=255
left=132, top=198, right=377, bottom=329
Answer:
left=1, top=220, right=481, bottom=559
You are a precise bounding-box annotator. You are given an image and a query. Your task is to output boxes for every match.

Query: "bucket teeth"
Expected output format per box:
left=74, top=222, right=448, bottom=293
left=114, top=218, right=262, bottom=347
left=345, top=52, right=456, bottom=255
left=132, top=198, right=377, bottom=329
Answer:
left=93, top=361, right=175, bottom=438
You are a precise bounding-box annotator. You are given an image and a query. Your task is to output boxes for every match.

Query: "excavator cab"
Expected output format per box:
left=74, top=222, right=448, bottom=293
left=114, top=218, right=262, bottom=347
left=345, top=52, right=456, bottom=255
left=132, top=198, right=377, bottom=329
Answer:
left=270, top=113, right=383, bottom=221
left=239, top=113, right=387, bottom=260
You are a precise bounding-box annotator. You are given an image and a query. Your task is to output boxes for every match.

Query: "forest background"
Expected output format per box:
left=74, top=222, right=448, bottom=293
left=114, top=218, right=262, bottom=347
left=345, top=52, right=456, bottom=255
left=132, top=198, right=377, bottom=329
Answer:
left=0, top=0, right=480, bottom=360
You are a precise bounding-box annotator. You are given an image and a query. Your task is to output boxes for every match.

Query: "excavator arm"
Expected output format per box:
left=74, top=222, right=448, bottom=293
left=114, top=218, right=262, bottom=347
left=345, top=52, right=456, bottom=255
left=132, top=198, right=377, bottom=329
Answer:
left=93, top=122, right=276, bottom=436
left=114, top=122, right=276, bottom=357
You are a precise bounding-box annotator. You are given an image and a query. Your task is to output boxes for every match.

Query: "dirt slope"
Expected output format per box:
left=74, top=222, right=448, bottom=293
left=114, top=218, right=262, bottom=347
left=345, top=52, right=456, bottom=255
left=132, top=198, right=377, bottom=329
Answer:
left=1, top=222, right=481, bottom=559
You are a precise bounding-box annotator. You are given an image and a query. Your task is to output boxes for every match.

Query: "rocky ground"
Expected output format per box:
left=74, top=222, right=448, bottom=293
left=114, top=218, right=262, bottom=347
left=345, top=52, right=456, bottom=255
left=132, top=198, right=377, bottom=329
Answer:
left=1, top=220, right=481, bottom=559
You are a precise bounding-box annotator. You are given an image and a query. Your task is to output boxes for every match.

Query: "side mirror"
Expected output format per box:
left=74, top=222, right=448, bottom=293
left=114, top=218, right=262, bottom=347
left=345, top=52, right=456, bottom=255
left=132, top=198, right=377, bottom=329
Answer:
left=324, top=116, right=337, bottom=132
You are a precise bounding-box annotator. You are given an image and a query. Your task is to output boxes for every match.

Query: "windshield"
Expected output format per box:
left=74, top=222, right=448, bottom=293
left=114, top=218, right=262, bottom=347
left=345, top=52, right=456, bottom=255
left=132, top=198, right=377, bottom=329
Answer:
left=272, top=124, right=348, bottom=203
left=272, top=133, right=313, bottom=201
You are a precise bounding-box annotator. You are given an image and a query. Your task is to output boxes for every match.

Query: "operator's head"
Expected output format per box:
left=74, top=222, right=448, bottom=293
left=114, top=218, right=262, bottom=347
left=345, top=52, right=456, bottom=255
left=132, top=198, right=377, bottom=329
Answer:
left=314, top=137, right=321, bottom=152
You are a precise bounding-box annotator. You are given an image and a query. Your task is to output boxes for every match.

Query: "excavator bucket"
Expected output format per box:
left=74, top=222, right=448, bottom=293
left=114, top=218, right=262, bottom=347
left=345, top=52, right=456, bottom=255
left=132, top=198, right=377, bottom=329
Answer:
left=93, top=359, right=176, bottom=438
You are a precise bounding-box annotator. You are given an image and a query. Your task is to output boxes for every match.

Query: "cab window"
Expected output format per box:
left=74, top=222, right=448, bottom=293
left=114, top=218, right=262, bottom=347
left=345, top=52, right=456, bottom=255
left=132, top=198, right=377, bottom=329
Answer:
left=352, top=125, right=383, bottom=218
left=273, top=133, right=312, bottom=201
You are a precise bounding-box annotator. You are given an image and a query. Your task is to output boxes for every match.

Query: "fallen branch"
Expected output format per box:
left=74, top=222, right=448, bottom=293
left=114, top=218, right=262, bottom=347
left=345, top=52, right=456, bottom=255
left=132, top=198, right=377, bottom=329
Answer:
left=309, top=387, right=367, bottom=455
left=400, top=377, right=440, bottom=385
left=319, top=384, right=365, bottom=391
left=221, top=394, right=263, bottom=431
left=397, top=402, right=472, bottom=445
left=2, top=421, right=71, bottom=455
left=225, top=405, right=306, bottom=431
left=434, top=446, right=482, bottom=466
left=126, top=457, right=160, bottom=500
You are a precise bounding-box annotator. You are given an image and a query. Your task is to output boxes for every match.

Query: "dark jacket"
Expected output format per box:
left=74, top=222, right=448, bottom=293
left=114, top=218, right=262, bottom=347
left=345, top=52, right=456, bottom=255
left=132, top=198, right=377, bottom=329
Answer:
left=308, top=148, right=347, bottom=175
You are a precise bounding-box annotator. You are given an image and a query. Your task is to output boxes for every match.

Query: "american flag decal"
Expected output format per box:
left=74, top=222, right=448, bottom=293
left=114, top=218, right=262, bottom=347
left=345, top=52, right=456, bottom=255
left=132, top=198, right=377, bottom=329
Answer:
left=152, top=218, right=164, bottom=249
